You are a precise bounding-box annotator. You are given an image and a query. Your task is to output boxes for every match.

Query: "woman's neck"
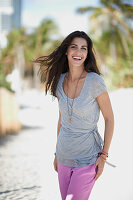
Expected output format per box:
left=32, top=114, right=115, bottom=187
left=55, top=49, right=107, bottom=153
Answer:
left=67, top=67, right=86, bottom=82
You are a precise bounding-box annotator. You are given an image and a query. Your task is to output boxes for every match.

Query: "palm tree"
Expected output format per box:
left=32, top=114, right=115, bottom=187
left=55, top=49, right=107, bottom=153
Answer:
left=0, top=18, right=61, bottom=91
left=77, top=1, right=133, bottom=36
left=26, top=18, right=61, bottom=88
left=77, top=0, right=133, bottom=88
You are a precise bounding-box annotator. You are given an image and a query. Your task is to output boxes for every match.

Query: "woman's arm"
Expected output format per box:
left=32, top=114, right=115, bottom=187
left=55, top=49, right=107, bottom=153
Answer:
left=57, top=109, right=61, bottom=137
left=54, top=98, right=61, bottom=172
left=97, top=92, right=114, bottom=153
left=95, top=92, right=114, bottom=180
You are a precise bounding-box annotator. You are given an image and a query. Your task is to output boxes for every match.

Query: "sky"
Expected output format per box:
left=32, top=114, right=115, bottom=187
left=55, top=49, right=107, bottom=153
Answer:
left=22, top=0, right=100, bottom=37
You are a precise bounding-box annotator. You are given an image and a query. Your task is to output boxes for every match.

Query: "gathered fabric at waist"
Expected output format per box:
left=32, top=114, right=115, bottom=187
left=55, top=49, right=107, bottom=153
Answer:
left=60, top=126, right=104, bottom=146
left=57, top=153, right=99, bottom=167
left=60, top=125, right=98, bottom=135
left=56, top=126, right=104, bottom=161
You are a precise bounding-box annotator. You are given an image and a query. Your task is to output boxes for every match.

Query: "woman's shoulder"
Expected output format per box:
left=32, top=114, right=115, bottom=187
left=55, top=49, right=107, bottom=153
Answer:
left=87, top=72, right=105, bottom=83
left=87, top=72, right=107, bottom=97
left=59, top=72, right=66, bottom=81
left=57, top=72, right=66, bottom=86
left=88, top=72, right=101, bottom=78
left=60, top=72, right=67, bottom=78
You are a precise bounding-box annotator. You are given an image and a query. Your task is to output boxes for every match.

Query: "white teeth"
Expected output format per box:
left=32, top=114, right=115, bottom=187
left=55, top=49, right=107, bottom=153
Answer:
left=73, top=56, right=82, bottom=60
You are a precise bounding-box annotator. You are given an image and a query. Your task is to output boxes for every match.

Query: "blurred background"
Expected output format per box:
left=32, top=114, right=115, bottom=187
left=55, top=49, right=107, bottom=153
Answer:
left=0, top=0, right=133, bottom=199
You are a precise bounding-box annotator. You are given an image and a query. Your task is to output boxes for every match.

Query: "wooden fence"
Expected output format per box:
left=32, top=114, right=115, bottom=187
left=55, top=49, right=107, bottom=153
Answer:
left=0, top=88, right=21, bottom=137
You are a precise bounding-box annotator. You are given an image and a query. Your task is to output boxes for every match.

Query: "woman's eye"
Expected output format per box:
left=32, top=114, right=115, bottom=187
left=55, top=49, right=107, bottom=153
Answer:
left=71, top=46, right=76, bottom=48
left=70, top=46, right=87, bottom=50
left=82, top=48, right=87, bottom=50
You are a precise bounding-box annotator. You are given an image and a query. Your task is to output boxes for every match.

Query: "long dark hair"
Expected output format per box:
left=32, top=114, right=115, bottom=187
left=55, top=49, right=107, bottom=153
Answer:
left=33, top=31, right=101, bottom=97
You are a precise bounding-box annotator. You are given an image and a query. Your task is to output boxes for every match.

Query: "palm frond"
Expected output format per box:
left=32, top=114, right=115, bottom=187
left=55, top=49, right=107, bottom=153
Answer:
left=76, top=6, right=102, bottom=13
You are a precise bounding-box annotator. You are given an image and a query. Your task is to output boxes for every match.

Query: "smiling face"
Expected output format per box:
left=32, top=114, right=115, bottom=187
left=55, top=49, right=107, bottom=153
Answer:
left=66, top=37, right=88, bottom=68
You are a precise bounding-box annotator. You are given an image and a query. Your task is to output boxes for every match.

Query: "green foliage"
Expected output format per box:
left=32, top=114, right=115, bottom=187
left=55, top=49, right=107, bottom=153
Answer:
left=0, top=18, right=61, bottom=91
left=77, top=0, right=133, bottom=89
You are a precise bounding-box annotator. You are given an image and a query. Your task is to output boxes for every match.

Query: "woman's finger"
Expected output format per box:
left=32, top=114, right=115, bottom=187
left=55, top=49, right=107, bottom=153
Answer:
left=54, top=162, right=58, bottom=172
left=95, top=169, right=101, bottom=180
left=95, top=161, right=98, bottom=168
left=94, top=165, right=103, bottom=181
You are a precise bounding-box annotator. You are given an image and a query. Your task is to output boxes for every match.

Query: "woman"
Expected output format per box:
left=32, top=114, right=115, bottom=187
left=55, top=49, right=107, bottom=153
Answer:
left=34, top=31, right=114, bottom=200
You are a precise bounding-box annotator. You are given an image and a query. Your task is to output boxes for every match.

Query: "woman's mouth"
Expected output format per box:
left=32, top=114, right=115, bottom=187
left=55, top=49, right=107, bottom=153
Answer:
left=72, top=56, right=82, bottom=61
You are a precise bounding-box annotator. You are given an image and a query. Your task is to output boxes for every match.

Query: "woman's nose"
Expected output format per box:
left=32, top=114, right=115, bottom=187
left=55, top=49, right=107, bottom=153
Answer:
left=75, top=48, right=82, bottom=54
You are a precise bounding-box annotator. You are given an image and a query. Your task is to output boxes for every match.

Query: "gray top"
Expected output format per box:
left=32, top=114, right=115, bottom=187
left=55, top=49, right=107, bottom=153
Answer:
left=56, top=72, right=107, bottom=167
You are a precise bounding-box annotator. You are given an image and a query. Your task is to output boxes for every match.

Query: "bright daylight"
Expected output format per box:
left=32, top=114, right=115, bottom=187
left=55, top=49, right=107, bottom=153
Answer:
left=0, top=0, right=133, bottom=200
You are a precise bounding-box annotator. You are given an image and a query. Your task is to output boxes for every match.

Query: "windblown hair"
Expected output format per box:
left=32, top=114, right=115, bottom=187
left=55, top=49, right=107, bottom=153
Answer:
left=33, top=31, right=101, bottom=97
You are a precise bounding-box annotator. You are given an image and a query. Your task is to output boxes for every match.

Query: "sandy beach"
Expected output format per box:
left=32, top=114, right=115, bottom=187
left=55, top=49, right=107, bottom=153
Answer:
left=0, top=88, right=133, bottom=200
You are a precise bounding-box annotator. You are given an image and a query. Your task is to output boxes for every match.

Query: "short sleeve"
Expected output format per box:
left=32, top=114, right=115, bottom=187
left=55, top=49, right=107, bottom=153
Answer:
left=91, top=74, right=107, bottom=98
left=55, top=74, right=63, bottom=99
left=56, top=80, right=60, bottom=99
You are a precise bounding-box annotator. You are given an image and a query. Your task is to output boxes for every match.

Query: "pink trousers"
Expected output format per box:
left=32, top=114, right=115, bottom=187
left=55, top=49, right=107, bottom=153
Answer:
left=57, top=162, right=97, bottom=200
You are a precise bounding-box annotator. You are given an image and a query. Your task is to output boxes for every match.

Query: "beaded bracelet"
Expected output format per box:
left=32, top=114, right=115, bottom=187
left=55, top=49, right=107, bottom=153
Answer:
left=102, top=150, right=108, bottom=157
left=98, top=152, right=108, bottom=158
left=99, top=151, right=116, bottom=167
left=99, top=154, right=107, bottom=161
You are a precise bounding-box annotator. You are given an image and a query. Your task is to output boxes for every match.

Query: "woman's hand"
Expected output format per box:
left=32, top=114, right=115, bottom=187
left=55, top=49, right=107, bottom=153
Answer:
left=94, top=155, right=106, bottom=181
left=53, top=155, right=58, bottom=172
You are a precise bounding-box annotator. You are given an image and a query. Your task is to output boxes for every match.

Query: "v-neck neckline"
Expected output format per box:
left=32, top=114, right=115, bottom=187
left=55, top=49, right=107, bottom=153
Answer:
left=61, top=72, right=88, bottom=100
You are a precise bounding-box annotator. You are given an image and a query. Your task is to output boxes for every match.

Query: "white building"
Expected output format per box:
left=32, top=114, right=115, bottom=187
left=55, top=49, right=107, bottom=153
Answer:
left=0, top=0, right=22, bottom=48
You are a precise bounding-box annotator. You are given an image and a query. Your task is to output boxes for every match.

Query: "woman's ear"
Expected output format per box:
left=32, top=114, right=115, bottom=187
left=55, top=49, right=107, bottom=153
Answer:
left=65, top=52, right=67, bottom=55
